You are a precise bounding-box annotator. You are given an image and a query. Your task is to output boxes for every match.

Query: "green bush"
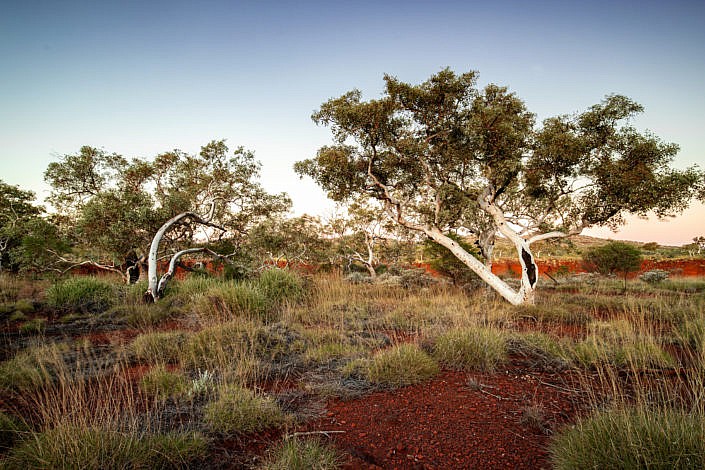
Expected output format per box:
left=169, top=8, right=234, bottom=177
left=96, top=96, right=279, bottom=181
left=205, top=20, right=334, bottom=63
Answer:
left=432, top=327, right=507, bottom=371
left=46, top=277, right=117, bottom=313
left=550, top=408, right=705, bottom=469
left=204, top=386, right=286, bottom=434
left=261, top=436, right=341, bottom=470
left=2, top=426, right=206, bottom=469
left=365, top=344, right=439, bottom=387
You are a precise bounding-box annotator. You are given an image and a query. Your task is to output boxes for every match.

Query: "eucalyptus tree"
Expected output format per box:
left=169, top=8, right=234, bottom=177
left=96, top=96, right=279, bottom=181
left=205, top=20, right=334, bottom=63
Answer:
left=0, top=180, right=65, bottom=273
left=45, top=141, right=290, bottom=300
left=295, top=69, right=703, bottom=305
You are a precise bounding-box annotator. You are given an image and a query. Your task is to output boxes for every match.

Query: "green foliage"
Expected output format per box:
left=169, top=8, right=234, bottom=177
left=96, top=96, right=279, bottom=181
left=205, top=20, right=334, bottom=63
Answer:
left=44, top=141, right=291, bottom=275
left=364, top=344, right=439, bottom=387
left=3, top=426, right=206, bottom=469
left=204, top=386, right=286, bottom=435
left=583, top=241, right=643, bottom=289
left=640, top=269, right=670, bottom=284
left=46, top=277, right=117, bottom=313
left=431, top=327, right=507, bottom=371
left=423, top=233, right=481, bottom=285
left=261, top=436, right=342, bottom=470
left=295, top=68, right=702, bottom=303
left=550, top=408, right=705, bottom=469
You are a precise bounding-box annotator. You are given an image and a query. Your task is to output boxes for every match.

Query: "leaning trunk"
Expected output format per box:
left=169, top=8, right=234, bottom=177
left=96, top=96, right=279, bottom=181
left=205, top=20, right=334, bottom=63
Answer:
left=425, top=228, right=526, bottom=305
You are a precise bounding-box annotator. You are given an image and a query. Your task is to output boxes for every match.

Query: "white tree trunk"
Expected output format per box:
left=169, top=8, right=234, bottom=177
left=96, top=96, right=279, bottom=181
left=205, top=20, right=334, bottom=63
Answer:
left=425, top=227, right=527, bottom=305
left=144, top=204, right=221, bottom=302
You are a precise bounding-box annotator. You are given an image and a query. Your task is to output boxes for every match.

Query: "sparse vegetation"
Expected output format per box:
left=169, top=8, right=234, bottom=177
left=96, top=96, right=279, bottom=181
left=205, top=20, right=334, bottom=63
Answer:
left=431, top=327, right=507, bottom=371
left=364, top=344, right=439, bottom=387
left=260, top=436, right=342, bottom=470
left=45, top=277, right=117, bottom=313
left=204, top=385, right=287, bottom=434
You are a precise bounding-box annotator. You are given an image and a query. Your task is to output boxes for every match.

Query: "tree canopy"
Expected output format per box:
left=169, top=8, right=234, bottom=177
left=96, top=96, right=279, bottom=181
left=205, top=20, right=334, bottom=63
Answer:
left=44, top=140, right=290, bottom=282
left=295, top=68, right=703, bottom=304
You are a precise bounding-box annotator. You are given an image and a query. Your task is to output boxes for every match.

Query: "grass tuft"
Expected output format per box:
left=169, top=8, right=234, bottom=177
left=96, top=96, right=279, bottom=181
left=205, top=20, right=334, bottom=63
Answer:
left=550, top=407, right=705, bottom=469
left=260, top=436, right=341, bottom=469
left=431, top=327, right=507, bottom=371
left=46, top=277, right=117, bottom=313
left=204, top=385, right=287, bottom=435
left=365, top=344, right=439, bottom=387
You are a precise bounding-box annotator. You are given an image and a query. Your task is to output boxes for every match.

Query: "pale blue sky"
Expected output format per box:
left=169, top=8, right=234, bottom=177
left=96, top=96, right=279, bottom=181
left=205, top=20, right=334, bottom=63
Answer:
left=1, top=0, right=703, bottom=244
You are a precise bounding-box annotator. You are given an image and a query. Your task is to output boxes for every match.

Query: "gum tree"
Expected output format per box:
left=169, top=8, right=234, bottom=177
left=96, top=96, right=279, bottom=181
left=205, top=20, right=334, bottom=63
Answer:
left=295, top=69, right=703, bottom=305
left=45, top=141, right=290, bottom=300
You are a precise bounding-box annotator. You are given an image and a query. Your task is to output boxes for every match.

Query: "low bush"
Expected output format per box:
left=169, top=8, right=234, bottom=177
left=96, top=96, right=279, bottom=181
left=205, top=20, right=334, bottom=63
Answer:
left=261, top=436, right=341, bottom=470
left=365, top=344, right=438, bottom=387
left=432, top=327, right=507, bottom=371
left=204, top=385, right=286, bottom=435
left=46, top=277, right=117, bottom=313
left=550, top=407, right=705, bottom=469
left=509, top=332, right=571, bottom=369
left=3, top=426, right=206, bottom=469
left=640, top=269, right=670, bottom=284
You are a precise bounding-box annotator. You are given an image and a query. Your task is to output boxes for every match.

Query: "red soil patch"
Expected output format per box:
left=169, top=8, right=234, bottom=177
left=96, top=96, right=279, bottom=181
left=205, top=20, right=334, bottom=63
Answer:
left=304, top=365, right=585, bottom=469
left=492, top=258, right=705, bottom=278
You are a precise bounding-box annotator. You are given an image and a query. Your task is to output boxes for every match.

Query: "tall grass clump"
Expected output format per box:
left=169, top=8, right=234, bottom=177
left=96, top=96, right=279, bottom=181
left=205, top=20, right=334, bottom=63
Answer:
left=256, top=268, right=305, bottom=305
left=432, top=327, right=507, bottom=371
left=139, top=365, right=188, bottom=401
left=550, top=407, right=705, bottom=469
left=46, top=276, right=117, bottom=313
left=3, top=426, right=206, bottom=469
left=261, top=436, right=341, bottom=470
left=192, top=282, right=269, bottom=322
left=204, top=385, right=287, bottom=435
left=364, top=344, right=438, bottom=387
left=0, top=343, right=67, bottom=393
left=130, top=331, right=188, bottom=365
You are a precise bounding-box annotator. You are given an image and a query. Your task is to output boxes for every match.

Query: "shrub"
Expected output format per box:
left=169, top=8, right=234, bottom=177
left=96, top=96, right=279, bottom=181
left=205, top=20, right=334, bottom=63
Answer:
left=139, top=365, right=187, bottom=400
left=365, top=344, right=439, bottom=387
left=204, top=386, right=286, bottom=435
left=130, top=331, right=188, bottom=365
left=640, top=269, right=670, bottom=284
left=46, top=277, right=117, bottom=313
left=550, top=408, right=705, bottom=469
left=3, top=426, right=206, bottom=469
left=432, top=327, right=507, bottom=371
left=582, top=242, right=642, bottom=290
left=261, top=436, right=341, bottom=470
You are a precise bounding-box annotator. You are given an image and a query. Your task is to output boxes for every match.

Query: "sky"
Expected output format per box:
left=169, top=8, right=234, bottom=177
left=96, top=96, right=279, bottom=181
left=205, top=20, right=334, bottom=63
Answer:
left=1, top=0, right=703, bottom=245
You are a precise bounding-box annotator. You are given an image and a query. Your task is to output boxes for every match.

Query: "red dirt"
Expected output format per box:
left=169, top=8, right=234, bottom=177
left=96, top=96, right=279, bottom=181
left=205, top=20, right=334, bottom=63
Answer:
left=303, top=365, right=586, bottom=470
left=492, top=258, right=705, bottom=278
